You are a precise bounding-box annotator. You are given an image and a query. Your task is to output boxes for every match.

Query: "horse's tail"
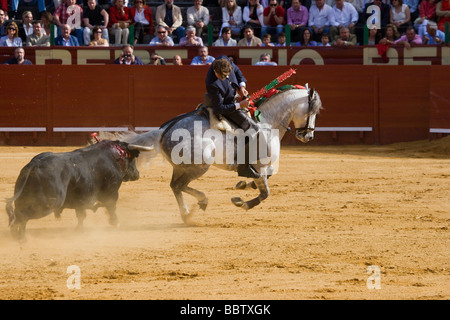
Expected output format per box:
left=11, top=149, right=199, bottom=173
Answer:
left=128, top=128, right=163, bottom=160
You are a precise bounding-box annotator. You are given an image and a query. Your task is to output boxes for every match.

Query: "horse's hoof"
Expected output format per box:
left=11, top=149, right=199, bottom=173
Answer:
left=235, top=181, right=247, bottom=190
left=198, top=199, right=208, bottom=211
left=182, top=213, right=197, bottom=226
left=231, top=197, right=249, bottom=210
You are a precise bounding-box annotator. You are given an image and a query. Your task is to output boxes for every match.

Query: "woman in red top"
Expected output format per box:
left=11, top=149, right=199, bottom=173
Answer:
left=437, top=0, right=450, bottom=32
left=109, top=0, right=132, bottom=45
left=129, top=0, right=154, bottom=44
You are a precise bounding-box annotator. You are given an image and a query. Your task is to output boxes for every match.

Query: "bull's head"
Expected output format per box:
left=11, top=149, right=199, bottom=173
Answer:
left=114, top=142, right=154, bottom=181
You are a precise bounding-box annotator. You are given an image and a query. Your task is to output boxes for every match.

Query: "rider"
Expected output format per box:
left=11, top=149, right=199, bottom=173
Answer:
left=204, top=55, right=261, bottom=179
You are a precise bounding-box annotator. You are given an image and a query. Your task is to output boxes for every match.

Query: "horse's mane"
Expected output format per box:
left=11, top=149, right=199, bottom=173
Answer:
left=256, top=86, right=322, bottom=127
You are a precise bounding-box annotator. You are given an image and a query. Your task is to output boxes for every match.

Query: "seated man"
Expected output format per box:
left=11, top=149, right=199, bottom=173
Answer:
left=332, top=26, right=357, bottom=46
left=262, top=0, right=285, bottom=40
left=155, top=0, right=185, bottom=44
left=204, top=56, right=263, bottom=179
left=2, top=46, right=32, bottom=64
left=254, top=53, right=277, bottom=65
left=113, top=44, right=144, bottom=64
left=54, top=23, right=80, bottom=46
left=190, top=45, right=215, bottom=65
left=25, top=20, right=50, bottom=46
left=149, top=25, right=175, bottom=46
left=179, top=25, right=203, bottom=46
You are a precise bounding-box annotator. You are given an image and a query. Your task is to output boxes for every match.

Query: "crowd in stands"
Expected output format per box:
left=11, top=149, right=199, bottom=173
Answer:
left=0, top=0, right=448, bottom=63
left=0, top=0, right=448, bottom=48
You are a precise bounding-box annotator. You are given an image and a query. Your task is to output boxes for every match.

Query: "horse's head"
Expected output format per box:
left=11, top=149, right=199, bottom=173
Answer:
left=292, top=88, right=322, bottom=143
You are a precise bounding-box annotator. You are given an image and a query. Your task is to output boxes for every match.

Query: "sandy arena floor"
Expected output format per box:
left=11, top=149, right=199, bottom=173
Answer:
left=0, top=137, right=448, bottom=300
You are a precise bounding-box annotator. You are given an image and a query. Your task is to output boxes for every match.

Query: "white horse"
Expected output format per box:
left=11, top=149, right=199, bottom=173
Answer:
left=126, top=85, right=323, bottom=223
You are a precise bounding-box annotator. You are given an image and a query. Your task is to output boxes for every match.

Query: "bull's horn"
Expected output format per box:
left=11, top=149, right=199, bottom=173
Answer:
left=128, top=144, right=154, bottom=151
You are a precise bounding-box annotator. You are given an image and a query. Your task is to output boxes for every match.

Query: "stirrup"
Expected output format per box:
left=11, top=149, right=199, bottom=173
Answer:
left=237, top=164, right=260, bottom=179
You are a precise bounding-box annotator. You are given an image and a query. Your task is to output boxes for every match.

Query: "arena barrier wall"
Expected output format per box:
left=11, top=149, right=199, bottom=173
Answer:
left=1, top=45, right=449, bottom=66
left=0, top=64, right=449, bottom=146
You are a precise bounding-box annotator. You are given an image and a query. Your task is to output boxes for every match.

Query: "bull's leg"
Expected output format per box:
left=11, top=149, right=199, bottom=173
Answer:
left=10, top=220, right=27, bottom=242
left=105, top=203, right=119, bottom=227
left=75, top=209, right=87, bottom=230
left=231, top=176, right=270, bottom=210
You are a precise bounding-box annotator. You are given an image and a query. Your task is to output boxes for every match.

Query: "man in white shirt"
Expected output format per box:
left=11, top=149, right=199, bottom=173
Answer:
left=308, top=0, right=335, bottom=41
left=330, top=0, right=359, bottom=41
left=186, top=0, right=210, bottom=38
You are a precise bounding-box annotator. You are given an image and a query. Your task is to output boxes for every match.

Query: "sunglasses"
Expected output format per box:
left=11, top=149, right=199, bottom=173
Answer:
left=8, top=27, right=16, bottom=31
left=158, top=31, right=166, bottom=34
left=270, top=4, right=277, bottom=6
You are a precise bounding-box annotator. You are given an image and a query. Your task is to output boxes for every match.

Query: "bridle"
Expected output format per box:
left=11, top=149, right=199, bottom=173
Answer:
left=285, top=88, right=317, bottom=137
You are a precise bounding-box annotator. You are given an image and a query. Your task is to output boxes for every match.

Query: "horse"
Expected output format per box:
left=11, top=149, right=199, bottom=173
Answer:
left=125, top=85, right=322, bottom=224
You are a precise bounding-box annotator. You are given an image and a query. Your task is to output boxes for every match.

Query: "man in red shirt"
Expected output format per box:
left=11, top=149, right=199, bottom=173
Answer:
left=262, top=0, right=285, bottom=43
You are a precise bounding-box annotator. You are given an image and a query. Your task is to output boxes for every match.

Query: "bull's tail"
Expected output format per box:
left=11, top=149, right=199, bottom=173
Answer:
left=5, top=165, right=33, bottom=227
left=5, top=197, right=16, bottom=227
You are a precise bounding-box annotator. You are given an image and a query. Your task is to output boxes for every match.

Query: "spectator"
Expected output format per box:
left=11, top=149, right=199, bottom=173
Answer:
left=113, top=44, right=144, bottom=64
left=330, top=0, right=358, bottom=41
left=379, top=23, right=400, bottom=44
left=89, top=25, right=109, bottom=46
left=149, top=52, right=166, bottom=65
left=346, top=0, right=365, bottom=15
left=276, top=31, right=286, bottom=46
left=129, top=0, right=153, bottom=45
left=404, top=0, right=420, bottom=23
left=214, top=26, right=238, bottom=46
left=394, top=25, right=422, bottom=47
left=308, top=0, right=334, bottom=42
left=237, top=24, right=262, bottom=46
left=187, top=0, right=210, bottom=38
left=10, top=0, right=45, bottom=20
left=436, top=0, right=450, bottom=32
left=173, top=54, right=183, bottom=65
left=0, top=22, right=22, bottom=46
left=286, top=0, right=309, bottom=43
left=54, top=0, right=83, bottom=46
left=2, top=46, right=32, bottom=64
left=155, top=0, right=185, bottom=44
left=18, top=11, right=34, bottom=43
left=317, top=32, right=331, bottom=45
left=254, top=52, right=277, bottom=65
left=41, top=11, right=57, bottom=37
left=332, top=26, right=357, bottom=45
left=243, top=0, right=264, bottom=37
left=293, top=27, right=317, bottom=45
left=25, top=20, right=50, bottom=46
left=260, top=32, right=275, bottom=46
left=179, top=25, right=203, bottom=46
left=390, top=0, right=412, bottom=35
left=220, top=0, right=244, bottom=38
left=108, top=0, right=131, bottom=45
left=414, top=0, right=437, bottom=37
left=367, top=25, right=382, bottom=44
left=83, top=0, right=109, bottom=45
left=0, top=9, right=6, bottom=37
left=362, top=0, right=390, bottom=30
left=191, top=45, right=215, bottom=65
left=423, top=20, right=445, bottom=44
left=262, top=0, right=286, bottom=40
left=55, top=23, right=80, bottom=45
left=149, top=24, right=175, bottom=46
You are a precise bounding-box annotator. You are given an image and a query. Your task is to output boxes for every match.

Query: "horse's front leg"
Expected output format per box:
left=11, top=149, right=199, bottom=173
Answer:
left=231, top=176, right=269, bottom=210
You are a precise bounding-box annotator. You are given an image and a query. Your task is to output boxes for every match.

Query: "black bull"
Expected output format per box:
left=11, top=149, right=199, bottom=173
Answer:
left=5, top=140, right=152, bottom=240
